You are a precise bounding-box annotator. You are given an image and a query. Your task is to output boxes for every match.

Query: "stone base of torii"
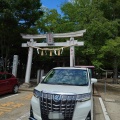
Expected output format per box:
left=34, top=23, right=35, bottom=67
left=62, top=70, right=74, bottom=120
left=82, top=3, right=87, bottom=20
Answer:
left=20, top=30, right=86, bottom=87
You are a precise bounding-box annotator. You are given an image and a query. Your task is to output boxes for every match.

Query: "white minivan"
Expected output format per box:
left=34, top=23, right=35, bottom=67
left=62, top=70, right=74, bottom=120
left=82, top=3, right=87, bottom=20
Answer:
left=29, top=67, right=97, bottom=120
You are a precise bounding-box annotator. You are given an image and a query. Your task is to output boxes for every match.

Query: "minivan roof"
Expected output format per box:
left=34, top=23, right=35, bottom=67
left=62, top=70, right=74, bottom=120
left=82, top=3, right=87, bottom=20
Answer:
left=75, top=66, right=95, bottom=68
left=53, top=67, right=87, bottom=70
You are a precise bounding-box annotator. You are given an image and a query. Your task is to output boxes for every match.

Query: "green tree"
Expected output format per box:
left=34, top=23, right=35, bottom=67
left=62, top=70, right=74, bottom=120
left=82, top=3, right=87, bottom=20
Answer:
left=60, top=0, right=119, bottom=67
left=13, top=0, right=43, bottom=29
left=95, top=0, right=120, bottom=79
left=0, top=0, right=43, bottom=71
left=36, top=8, right=62, bottom=33
left=96, top=0, right=120, bottom=21
left=100, top=37, right=120, bottom=83
left=25, top=0, right=120, bottom=80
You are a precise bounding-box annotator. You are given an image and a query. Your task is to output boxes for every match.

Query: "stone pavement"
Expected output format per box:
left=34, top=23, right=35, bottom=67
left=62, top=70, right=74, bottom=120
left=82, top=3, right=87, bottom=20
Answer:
left=19, top=79, right=120, bottom=120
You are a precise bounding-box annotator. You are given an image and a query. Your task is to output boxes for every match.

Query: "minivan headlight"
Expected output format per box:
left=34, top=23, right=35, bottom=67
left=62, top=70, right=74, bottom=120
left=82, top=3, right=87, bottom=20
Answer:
left=76, top=93, right=91, bottom=102
left=33, top=89, right=41, bottom=98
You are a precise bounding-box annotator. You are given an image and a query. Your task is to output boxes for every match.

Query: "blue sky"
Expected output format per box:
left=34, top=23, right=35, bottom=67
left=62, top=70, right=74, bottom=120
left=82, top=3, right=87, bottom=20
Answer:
left=41, top=0, right=69, bottom=14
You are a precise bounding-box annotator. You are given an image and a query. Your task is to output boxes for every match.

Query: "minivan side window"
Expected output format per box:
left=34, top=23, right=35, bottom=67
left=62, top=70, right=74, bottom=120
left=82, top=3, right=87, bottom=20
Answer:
left=89, top=69, right=92, bottom=78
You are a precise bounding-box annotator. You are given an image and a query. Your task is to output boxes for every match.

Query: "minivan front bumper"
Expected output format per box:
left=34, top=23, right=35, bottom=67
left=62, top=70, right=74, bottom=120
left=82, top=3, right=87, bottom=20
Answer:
left=30, top=95, right=93, bottom=120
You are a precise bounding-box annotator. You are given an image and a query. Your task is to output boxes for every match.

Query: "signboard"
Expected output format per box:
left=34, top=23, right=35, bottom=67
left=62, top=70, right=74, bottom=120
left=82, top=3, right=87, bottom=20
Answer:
left=46, top=33, right=54, bottom=45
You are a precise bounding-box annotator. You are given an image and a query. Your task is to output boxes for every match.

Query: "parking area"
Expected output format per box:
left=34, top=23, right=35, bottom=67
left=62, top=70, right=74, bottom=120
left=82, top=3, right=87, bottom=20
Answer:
left=0, top=90, right=105, bottom=120
left=0, top=91, right=32, bottom=120
left=0, top=80, right=120, bottom=120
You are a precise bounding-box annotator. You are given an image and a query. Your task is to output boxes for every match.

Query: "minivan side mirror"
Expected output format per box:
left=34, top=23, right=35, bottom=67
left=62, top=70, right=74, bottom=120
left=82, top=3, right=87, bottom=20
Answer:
left=91, top=78, right=97, bottom=84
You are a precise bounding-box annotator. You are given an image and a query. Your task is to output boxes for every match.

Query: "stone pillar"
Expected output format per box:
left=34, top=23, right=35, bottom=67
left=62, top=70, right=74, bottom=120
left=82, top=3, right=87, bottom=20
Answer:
left=70, top=37, right=75, bottom=67
left=12, top=55, right=18, bottom=77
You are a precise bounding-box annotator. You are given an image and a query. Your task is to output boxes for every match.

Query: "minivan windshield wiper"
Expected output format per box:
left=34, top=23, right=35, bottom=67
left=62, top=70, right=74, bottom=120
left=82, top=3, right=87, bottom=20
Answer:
left=57, top=82, right=73, bottom=85
left=42, top=82, right=88, bottom=86
left=79, top=83, right=88, bottom=86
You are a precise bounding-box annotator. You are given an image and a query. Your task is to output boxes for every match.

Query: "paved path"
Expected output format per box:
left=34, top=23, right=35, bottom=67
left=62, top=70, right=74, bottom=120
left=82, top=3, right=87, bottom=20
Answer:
left=95, top=79, right=120, bottom=120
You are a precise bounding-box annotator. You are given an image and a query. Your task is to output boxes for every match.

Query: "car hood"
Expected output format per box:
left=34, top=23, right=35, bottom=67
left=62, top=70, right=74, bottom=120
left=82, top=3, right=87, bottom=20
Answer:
left=35, top=83, right=91, bottom=94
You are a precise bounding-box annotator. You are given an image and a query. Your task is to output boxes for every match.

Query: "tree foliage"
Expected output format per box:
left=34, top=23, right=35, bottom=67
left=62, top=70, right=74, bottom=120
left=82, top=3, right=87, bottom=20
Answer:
left=13, top=0, right=43, bottom=28
left=100, top=37, right=120, bottom=82
left=0, top=0, right=43, bottom=71
left=0, top=0, right=120, bottom=81
left=36, top=8, right=61, bottom=33
left=36, top=0, right=120, bottom=80
left=59, top=0, right=119, bottom=67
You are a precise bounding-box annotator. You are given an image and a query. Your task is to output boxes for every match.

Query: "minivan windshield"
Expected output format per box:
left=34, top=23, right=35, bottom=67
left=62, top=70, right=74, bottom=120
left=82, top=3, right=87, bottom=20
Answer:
left=41, top=69, right=89, bottom=86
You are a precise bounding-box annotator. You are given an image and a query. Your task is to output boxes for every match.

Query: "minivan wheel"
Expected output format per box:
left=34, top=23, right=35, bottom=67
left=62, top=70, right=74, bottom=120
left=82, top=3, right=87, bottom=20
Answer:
left=13, top=85, right=19, bottom=93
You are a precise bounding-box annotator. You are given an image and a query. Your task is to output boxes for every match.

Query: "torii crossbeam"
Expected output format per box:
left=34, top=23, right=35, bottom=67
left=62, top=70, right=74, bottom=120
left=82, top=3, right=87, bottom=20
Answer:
left=21, top=30, right=86, bottom=86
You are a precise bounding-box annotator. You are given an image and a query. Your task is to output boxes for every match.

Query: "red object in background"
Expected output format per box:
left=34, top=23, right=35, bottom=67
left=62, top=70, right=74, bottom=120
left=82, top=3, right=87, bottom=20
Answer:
left=0, top=72, right=19, bottom=95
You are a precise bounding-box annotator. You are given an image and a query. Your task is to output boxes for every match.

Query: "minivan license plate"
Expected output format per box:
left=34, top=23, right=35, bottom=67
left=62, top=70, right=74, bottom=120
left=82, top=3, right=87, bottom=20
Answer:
left=48, top=112, right=64, bottom=119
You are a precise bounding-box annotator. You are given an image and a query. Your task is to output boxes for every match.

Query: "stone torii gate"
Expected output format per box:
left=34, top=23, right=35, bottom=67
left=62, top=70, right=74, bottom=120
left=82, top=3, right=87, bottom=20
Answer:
left=21, top=30, right=86, bottom=86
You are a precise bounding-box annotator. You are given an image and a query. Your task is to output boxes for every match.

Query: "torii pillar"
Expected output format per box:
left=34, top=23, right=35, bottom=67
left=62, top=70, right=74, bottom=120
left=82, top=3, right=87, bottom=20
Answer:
left=25, top=39, right=34, bottom=83
left=21, top=30, right=86, bottom=87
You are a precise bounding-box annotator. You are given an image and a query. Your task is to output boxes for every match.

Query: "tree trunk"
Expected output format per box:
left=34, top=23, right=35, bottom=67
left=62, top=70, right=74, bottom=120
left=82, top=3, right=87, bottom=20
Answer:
left=113, top=56, right=118, bottom=84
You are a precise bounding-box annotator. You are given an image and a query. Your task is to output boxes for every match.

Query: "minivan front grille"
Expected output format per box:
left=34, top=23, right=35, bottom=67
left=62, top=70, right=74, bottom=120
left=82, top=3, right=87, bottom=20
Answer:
left=40, top=92, right=77, bottom=120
